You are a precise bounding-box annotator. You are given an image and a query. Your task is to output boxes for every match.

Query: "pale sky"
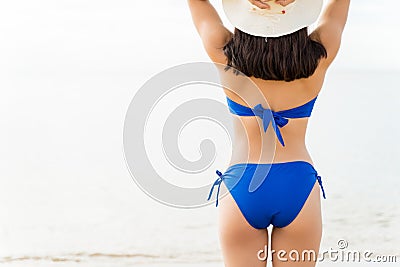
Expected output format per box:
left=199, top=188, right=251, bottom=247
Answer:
left=0, top=0, right=398, bottom=80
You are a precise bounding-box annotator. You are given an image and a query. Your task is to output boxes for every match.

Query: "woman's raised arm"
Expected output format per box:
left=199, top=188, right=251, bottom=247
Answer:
left=187, top=0, right=232, bottom=63
left=313, top=0, right=351, bottom=66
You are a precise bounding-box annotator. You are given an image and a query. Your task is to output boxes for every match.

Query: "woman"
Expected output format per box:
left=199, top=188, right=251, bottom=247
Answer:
left=188, top=0, right=350, bottom=266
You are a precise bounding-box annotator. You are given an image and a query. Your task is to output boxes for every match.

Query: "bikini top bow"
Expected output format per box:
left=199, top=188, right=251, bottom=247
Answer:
left=226, top=96, right=318, bottom=147
left=252, top=104, right=289, bottom=146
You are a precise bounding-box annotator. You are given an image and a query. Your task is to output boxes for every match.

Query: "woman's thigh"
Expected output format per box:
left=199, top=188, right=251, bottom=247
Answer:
left=218, top=184, right=268, bottom=267
left=271, top=181, right=323, bottom=267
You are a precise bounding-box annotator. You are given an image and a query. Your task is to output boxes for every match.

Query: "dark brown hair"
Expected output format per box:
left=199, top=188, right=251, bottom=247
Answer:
left=223, top=27, right=327, bottom=82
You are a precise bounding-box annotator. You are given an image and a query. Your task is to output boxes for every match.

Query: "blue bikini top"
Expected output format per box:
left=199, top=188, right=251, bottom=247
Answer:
left=226, top=96, right=318, bottom=146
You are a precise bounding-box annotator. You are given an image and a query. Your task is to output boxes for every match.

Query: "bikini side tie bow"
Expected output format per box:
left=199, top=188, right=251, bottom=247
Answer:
left=207, top=170, right=224, bottom=207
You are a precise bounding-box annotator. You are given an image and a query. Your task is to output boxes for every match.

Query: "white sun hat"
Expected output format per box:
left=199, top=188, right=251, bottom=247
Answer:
left=222, top=0, right=323, bottom=37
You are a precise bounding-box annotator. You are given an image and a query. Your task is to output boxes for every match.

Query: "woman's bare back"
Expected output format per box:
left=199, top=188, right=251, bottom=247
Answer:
left=220, top=60, right=328, bottom=165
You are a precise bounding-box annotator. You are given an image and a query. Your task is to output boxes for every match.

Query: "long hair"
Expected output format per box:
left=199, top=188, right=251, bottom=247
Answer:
left=223, top=27, right=327, bottom=82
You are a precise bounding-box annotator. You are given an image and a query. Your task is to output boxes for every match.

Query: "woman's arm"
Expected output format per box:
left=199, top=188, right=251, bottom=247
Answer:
left=187, top=0, right=232, bottom=63
left=313, top=0, right=351, bottom=66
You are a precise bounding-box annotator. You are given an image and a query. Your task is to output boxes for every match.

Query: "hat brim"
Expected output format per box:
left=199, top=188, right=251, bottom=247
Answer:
left=222, top=0, right=323, bottom=37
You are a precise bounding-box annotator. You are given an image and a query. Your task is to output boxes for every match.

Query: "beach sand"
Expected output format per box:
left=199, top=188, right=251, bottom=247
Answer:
left=1, top=260, right=398, bottom=267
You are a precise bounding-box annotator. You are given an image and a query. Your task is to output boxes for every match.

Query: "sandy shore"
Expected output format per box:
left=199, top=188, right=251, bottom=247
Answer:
left=1, top=260, right=398, bottom=267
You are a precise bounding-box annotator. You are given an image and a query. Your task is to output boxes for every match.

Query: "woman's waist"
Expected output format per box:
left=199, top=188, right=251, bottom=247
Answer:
left=229, top=142, right=313, bottom=166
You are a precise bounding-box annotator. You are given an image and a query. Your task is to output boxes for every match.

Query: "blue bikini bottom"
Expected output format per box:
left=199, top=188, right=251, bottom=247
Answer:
left=208, top=161, right=326, bottom=229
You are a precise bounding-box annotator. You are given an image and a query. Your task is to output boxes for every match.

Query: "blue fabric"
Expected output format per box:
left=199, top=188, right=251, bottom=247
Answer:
left=226, top=96, right=318, bottom=146
left=207, top=161, right=326, bottom=229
